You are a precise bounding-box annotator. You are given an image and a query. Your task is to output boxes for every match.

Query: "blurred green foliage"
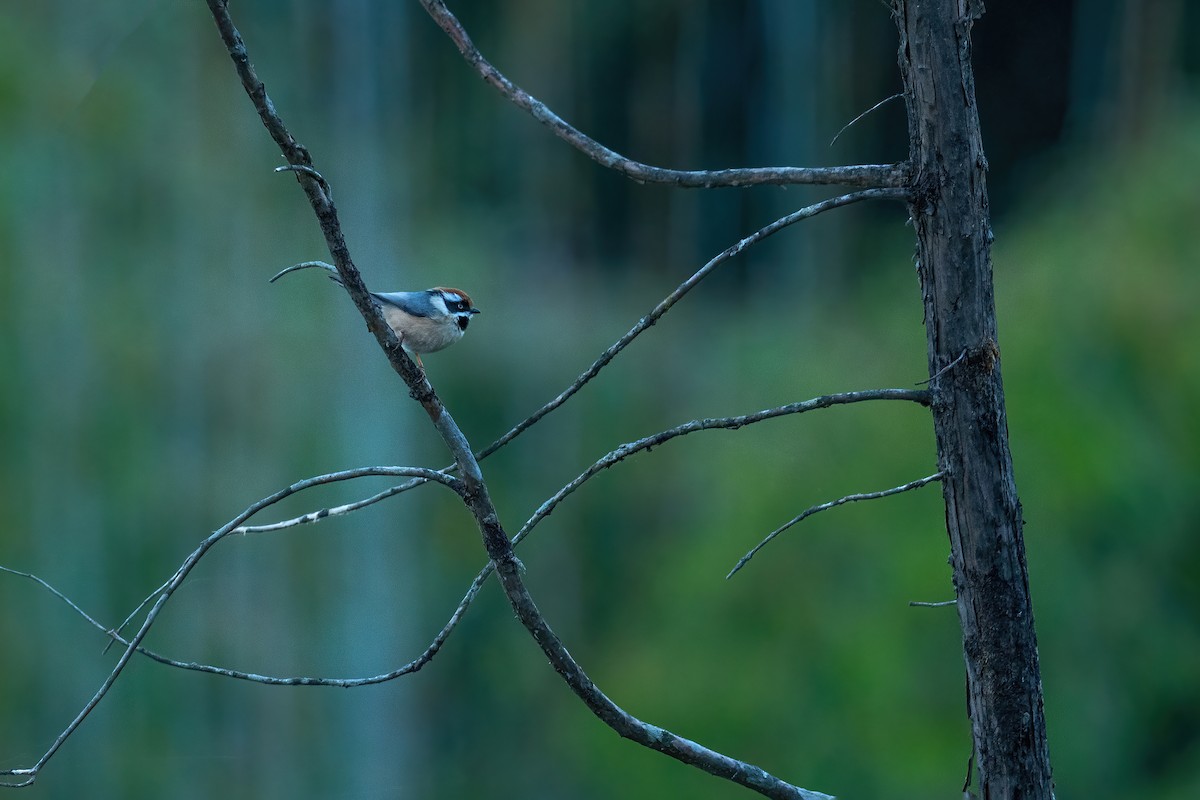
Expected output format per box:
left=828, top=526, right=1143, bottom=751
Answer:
left=1, top=2, right=1197, bottom=799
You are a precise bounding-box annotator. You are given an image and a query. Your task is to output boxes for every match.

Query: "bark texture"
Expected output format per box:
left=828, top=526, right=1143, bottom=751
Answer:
left=894, top=2, right=1055, bottom=797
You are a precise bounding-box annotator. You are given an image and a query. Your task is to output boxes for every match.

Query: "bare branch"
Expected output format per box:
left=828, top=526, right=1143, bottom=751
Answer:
left=516, top=390, right=931, bottom=547
left=205, top=0, right=436, bottom=410
left=1, top=466, right=461, bottom=785
left=471, top=540, right=837, bottom=800
left=727, top=472, right=944, bottom=578
left=136, top=565, right=489, bottom=686
left=478, top=189, right=909, bottom=460
left=2, top=561, right=489, bottom=688
left=105, top=466, right=461, bottom=648
left=250, top=390, right=931, bottom=699
left=917, top=346, right=967, bottom=386
left=829, top=92, right=904, bottom=147
left=0, top=566, right=112, bottom=636
left=100, top=464, right=455, bottom=652
left=101, top=576, right=172, bottom=655
left=909, top=600, right=957, bottom=608
left=417, top=0, right=907, bottom=190
left=405, top=390, right=932, bottom=698
left=274, top=163, right=331, bottom=197
left=234, top=479, right=409, bottom=534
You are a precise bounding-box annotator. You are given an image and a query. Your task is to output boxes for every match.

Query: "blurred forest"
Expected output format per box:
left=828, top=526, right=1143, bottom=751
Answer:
left=1, top=1, right=1197, bottom=798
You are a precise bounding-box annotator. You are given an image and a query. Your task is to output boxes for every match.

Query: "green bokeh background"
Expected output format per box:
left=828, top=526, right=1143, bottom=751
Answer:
left=1, top=2, right=1197, bottom=798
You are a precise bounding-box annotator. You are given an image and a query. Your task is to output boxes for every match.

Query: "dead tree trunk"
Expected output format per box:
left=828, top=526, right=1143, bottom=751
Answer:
left=894, top=2, right=1055, bottom=797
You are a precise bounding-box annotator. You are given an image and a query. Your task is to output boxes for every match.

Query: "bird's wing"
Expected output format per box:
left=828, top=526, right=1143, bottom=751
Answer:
left=371, top=291, right=432, bottom=317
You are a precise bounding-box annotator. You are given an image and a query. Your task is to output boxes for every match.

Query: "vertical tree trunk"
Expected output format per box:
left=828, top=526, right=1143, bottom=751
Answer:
left=894, top=2, right=1054, bottom=797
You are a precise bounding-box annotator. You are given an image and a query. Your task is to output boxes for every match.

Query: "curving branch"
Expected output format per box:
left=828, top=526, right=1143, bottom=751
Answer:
left=0, top=566, right=113, bottom=635
left=234, top=478, right=411, bottom=535
left=417, top=0, right=908, bottom=190
left=515, top=389, right=932, bottom=547
left=4, top=562, right=490, bottom=688
left=829, top=93, right=904, bottom=147
left=477, top=188, right=908, bottom=460
left=726, top=472, right=944, bottom=578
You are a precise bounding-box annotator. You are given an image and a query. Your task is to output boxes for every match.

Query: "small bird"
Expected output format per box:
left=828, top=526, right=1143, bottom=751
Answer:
left=270, top=261, right=479, bottom=366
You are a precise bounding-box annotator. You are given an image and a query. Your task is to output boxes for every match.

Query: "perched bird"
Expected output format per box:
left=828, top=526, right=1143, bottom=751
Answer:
left=270, top=261, right=479, bottom=366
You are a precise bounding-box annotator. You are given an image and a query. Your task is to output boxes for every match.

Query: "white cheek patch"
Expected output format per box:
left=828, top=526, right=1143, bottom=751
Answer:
left=429, top=293, right=449, bottom=315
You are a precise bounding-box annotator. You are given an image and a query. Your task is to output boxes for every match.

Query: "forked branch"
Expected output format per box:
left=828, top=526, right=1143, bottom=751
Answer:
left=418, top=0, right=908, bottom=190
left=0, top=466, right=462, bottom=787
left=3, top=562, right=490, bottom=688
left=200, top=3, right=834, bottom=799
left=516, top=390, right=932, bottom=548
left=240, top=189, right=909, bottom=538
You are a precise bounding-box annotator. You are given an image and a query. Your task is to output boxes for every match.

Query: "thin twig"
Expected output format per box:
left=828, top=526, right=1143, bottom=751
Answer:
left=909, top=600, right=957, bottom=608
left=418, top=0, right=906, bottom=193
left=101, top=576, right=171, bottom=654
left=2, top=561, right=489, bottom=687
left=0, top=566, right=112, bottom=634
left=727, top=472, right=944, bottom=578
left=235, top=479, right=408, bottom=534
left=268, top=259, right=338, bottom=284
left=142, top=566, right=491, bottom=685
left=274, top=163, right=331, bottom=198
left=829, top=93, right=903, bottom=147
left=104, top=466, right=460, bottom=649
left=239, top=477, right=433, bottom=533
left=917, top=347, right=967, bottom=385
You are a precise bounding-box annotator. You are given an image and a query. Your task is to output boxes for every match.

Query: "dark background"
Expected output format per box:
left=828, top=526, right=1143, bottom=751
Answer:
left=1, top=1, right=1197, bottom=798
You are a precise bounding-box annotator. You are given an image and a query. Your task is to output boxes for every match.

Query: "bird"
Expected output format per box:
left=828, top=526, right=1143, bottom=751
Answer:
left=270, top=261, right=479, bottom=367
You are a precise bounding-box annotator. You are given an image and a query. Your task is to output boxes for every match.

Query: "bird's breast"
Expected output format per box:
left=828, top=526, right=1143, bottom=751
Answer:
left=381, top=307, right=464, bottom=354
